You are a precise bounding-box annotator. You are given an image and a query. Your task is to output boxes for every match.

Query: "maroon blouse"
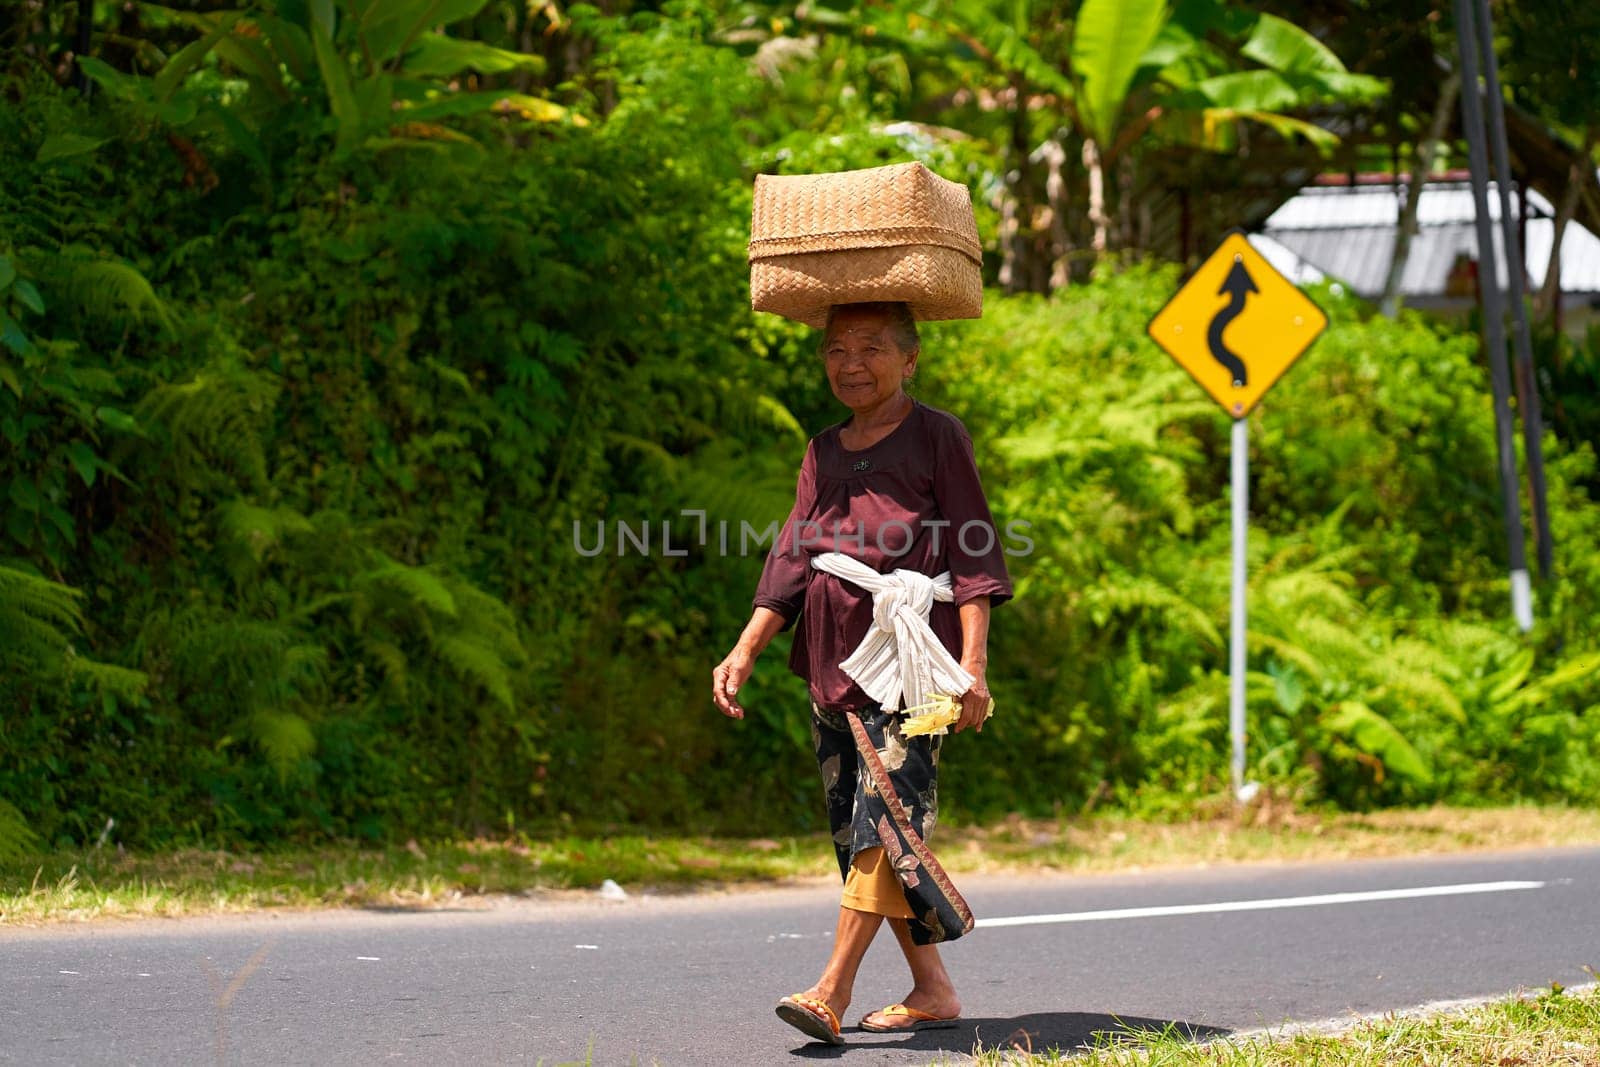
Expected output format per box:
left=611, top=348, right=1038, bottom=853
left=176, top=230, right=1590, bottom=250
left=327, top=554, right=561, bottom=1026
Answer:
left=753, top=399, right=1014, bottom=711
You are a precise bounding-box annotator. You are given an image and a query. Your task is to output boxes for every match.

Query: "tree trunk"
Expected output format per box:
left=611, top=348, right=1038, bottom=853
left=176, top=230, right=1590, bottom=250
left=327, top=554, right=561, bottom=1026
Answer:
left=1033, top=136, right=1072, bottom=290
left=997, top=178, right=1020, bottom=292
left=1540, top=128, right=1595, bottom=331
left=512, top=1, right=537, bottom=95
left=1116, top=153, right=1135, bottom=251
left=1179, top=187, right=1192, bottom=266
left=1083, top=138, right=1109, bottom=258
left=1381, top=73, right=1460, bottom=318
left=1137, top=178, right=1152, bottom=252
left=72, top=0, right=94, bottom=94
left=998, top=88, right=1034, bottom=294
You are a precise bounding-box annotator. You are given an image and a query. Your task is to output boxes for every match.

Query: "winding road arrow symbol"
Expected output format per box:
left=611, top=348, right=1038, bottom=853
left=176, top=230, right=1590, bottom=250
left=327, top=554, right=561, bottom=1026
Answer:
left=1208, top=259, right=1258, bottom=388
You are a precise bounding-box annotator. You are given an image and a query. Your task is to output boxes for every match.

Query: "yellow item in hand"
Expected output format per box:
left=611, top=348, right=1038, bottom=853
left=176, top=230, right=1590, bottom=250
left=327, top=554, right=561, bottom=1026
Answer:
left=899, top=692, right=995, bottom=737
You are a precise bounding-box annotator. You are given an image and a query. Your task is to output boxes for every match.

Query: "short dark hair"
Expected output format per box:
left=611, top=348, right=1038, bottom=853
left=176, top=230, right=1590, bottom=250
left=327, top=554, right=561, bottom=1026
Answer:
left=823, top=302, right=920, bottom=354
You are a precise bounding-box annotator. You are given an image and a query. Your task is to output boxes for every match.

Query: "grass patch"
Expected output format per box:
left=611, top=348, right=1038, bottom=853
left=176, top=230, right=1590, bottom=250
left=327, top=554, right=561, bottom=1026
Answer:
left=0, top=835, right=826, bottom=924
left=4, top=803, right=1598, bottom=925
left=955, top=982, right=1600, bottom=1065
left=951, top=802, right=1600, bottom=872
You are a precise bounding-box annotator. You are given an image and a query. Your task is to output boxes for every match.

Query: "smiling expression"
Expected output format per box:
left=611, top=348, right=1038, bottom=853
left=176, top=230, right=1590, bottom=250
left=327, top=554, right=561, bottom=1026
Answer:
left=821, top=307, right=918, bottom=414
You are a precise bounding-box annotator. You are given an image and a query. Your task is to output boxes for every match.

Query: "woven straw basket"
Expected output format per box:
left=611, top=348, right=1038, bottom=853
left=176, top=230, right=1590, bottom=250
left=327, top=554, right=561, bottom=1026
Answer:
left=748, top=161, right=982, bottom=329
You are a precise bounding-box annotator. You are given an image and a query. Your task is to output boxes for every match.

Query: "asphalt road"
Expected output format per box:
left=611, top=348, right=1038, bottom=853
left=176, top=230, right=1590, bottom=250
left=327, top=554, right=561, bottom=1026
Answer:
left=3, top=847, right=1598, bottom=1066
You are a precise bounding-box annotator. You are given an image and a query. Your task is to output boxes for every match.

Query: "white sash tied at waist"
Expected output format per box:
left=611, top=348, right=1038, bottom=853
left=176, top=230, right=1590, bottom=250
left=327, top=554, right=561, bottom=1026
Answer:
left=811, top=551, right=974, bottom=713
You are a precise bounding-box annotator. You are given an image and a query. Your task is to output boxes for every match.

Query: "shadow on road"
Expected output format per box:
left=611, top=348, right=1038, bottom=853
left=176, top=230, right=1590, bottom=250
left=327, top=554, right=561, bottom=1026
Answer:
left=788, top=1012, right=1231, bottom=1059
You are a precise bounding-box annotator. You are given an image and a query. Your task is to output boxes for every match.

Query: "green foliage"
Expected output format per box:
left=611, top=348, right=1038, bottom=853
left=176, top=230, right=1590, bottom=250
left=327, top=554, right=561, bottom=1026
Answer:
left=0, top=799, right=41, bottom=863
left=1070, top=0, right=1168, bottom=146
left=924, top=270, right=1600, bottom=814
left=885, top=0, right=1383, bottom=158
left=73, top=0, right=579, bottom=166
left=0, top=7, right=815, bottom=847
left=0, top=563, right=144, bottom=699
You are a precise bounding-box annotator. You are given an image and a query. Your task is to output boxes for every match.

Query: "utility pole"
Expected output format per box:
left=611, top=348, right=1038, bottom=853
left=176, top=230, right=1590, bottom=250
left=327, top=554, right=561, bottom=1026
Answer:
left=1471, top=0, right=1554, bottom=579
left=1453, top=0, right=1533, bottom=632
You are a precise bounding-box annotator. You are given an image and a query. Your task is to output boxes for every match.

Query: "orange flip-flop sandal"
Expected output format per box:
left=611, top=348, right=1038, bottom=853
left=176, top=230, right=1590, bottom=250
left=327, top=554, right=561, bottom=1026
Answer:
left=859, top=1003, right=960, bottom=1033
left=775, top=993, right=844, bottom=1045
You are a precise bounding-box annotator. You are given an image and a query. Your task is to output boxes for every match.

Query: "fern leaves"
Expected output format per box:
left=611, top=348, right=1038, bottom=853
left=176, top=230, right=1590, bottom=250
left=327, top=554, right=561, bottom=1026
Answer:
left=363, top=558, right=459, bottom=619
left=58, top=259, right=174, bottom=334
left=125, top=507, right=535, bottom=780
left=0, top=799, right=41, bottom=863
left=0, top=564, right=81, bottom=649
left=0, top=563, right=147, bottom=696
left=355, top=554, right=528, bottom=714
left=136, top=364, right=277, bottom=491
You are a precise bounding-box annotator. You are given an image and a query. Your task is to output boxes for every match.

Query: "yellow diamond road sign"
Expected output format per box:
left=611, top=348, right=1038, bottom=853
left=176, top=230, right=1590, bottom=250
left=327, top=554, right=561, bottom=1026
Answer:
left=1147, top=232, right=1328, bottom=418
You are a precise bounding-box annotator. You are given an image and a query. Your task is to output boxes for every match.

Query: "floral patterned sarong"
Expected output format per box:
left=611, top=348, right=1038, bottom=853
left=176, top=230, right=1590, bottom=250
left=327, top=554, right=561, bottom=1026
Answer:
left=810, top=700, right=975, bottom=945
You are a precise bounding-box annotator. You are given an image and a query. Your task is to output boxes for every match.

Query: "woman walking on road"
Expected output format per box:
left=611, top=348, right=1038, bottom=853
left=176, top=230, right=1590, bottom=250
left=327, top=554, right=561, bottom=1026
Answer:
left=712, top=301, right=1012, bottom=1046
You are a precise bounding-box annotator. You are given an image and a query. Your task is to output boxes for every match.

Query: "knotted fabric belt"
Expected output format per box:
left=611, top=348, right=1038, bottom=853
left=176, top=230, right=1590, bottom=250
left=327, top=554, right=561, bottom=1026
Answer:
left=810, top=551, right=974, bottom=712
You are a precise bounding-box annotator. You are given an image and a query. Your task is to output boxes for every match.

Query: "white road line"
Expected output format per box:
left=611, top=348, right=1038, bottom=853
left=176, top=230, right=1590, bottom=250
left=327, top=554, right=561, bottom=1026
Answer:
left=975, top=880, right=1546, bottom=929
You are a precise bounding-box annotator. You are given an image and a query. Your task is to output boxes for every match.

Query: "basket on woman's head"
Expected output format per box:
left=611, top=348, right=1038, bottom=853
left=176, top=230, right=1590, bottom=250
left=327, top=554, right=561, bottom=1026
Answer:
left=748, top=161, right=983, bottom=329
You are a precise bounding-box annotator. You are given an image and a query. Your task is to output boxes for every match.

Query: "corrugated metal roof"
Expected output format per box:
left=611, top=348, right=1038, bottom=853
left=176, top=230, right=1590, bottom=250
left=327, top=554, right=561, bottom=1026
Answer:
left=1261, top=225, right=1491, bottom=298
left=1249, top=233, right=1327, bottom=286
left=1259, top=180, right=1600, bottom=296
left=1266, top=182, right=1554, bottom=228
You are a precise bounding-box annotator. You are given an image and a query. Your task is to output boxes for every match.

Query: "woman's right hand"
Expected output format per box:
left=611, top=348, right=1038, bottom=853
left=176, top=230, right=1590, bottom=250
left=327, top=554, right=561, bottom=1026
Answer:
left=712, top=650, right=755, bottom=719
left=714, top=608, right=786, bottom=720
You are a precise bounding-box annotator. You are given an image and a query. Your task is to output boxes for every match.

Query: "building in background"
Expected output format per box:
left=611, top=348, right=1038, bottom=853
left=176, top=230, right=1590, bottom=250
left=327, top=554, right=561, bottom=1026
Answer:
left=1248, top=173, right=1600, bottom=337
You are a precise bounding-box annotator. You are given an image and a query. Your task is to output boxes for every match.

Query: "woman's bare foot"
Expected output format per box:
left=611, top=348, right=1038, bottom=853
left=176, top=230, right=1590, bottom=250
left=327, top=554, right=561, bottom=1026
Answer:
left=861, top=985, right=960, bottom=1029
left=797, top=983, right=850, bottom=1026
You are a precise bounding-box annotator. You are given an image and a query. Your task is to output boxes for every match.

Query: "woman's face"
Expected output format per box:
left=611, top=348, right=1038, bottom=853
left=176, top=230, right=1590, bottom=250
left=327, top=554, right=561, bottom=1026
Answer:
left=821, top=308, right=917, bottom=413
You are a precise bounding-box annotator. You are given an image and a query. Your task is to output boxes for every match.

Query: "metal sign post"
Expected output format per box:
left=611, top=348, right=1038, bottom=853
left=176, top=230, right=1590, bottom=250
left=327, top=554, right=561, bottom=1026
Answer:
left=1229, top=415, right=1251, bottom=802
left=1148, top=232, right=1327, bottom=803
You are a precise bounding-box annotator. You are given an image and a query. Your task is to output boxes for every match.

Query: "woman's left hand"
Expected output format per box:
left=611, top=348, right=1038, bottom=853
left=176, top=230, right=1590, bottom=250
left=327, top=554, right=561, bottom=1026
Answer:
left=953, top=600, right=993, bottom=735
left=954, top=663, right=991, bottom=734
